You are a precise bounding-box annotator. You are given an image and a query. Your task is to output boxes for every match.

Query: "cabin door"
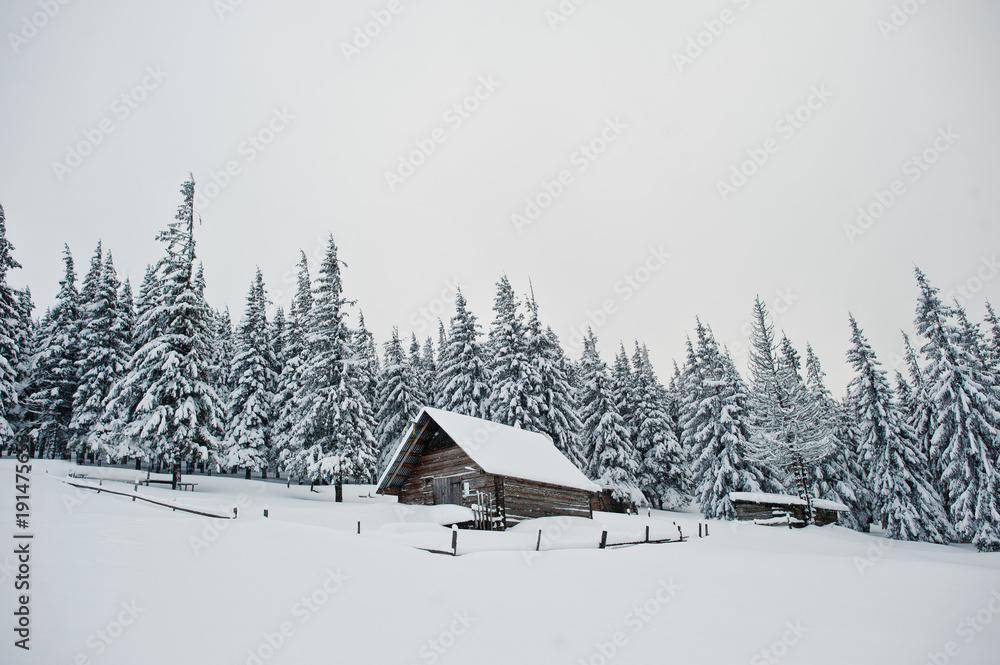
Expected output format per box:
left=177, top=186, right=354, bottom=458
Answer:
left=432, top=477, right=463, bottom=505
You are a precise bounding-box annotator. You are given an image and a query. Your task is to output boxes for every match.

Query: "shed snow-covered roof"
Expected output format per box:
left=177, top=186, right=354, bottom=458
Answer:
left=728, top=492, right=849, bottom=512
left=377, top=407, right=601, bottom=494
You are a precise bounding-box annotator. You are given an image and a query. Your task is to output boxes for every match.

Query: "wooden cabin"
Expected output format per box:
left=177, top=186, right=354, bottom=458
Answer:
left=729, top=492, right=849, bottom=527
left=377, top=407, right=601, bottom=529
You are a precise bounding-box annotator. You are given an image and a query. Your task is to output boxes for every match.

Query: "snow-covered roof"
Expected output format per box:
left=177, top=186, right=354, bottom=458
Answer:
left=377, top=407, right=601, bottom=494
left=728, top=492, right=849, bottom=512
left=728, top=492, right=807, bottom=506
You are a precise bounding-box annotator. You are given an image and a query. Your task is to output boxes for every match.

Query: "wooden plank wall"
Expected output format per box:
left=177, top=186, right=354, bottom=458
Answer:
left=398, top=442, right=493, bottom=506
left=733, top=501, right=807, bottom=524
left=501, top=476, right=593, bottom=526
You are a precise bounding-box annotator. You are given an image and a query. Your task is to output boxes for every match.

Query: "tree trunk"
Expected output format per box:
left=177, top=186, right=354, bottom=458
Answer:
left=135, top=458, right=142, bottom=470
left=261, top=467, right=267, bottom=480
left=245, top=467, right=251, bottom=480
left=171, top=463, right=181, bottom=490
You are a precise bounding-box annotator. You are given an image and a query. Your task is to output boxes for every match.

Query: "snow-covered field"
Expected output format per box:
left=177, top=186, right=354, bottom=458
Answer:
left=3, top=459, right=1000, bottom=665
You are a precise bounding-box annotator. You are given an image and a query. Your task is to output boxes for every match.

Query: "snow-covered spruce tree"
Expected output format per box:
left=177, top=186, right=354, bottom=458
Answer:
left=355, top=311, right=380, bottom=414
left=487, top=276, right=543, bottom=429
left=523, top=291, right=584, bottom=466
left=578, top=328, right=645, bottom=505
left=778, top=332, right=803, bottom=383
left=224, top=269, right=278, bottom=479
left=631, top=341, right=687, bottom=509
left=611, top=343, right=634, bottom=439
left=804, top=342, right=874, bottom=531
left=434, top=288, right=492, bottom=418
left=913, top=268, right=1000, bottom=549
left=0, top=204, right=25, bottom=451
left=983, top=300, right=1000, bottom=367
left=408, top=333, right=430, bottom=407
left=373, top=328, right=424, bottom=476
left=847, top=314, right=955, bottom=543
left=22, top=245, right=81, bottom=458
left=687, top=320, right=779, bottom=519
left=105, top=176, right=225, bottom=487
left=421, top=335, right=436, bottom=407
left=744, top=297, right=836, bottom=518
left=70, top=251, right=131, bottom=461
left=271, top=252, right=313, bottom=475
left=288, top=235, right=377, bottom=484
left=211, top=307, right=236, bottom=416
left=270, top=306, right=285, bottom=367
left=8, top=288, right=35, bottom=450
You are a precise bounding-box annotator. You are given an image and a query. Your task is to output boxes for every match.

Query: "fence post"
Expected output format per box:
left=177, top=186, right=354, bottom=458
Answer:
left=451, top=526, right=458, bottom=555
left=357, top=521, right=361, bottom=535
left=599, top=531, right=608, bottom=549
left=706, top=523, right=709, bottom=536
left=677, top=525, right=683, bottom=541
left=645, top=525, right=650, bottom=543
left=699, top=523, right=702, bottom=538
left=536, top=530, right=542, bottom=551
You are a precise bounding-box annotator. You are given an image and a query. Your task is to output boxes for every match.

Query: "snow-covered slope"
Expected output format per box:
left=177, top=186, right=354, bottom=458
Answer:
left=3, top=459, right=999, bottom=665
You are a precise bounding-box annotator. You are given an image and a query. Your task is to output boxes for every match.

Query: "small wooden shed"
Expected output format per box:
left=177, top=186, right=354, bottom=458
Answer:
left=377, top=407, right=601, bottom=529
left=728, top=492, right=849, bottom=527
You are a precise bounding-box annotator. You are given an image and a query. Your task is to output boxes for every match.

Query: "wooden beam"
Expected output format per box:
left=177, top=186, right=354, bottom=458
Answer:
left=382, top=415, right=434, bottom=493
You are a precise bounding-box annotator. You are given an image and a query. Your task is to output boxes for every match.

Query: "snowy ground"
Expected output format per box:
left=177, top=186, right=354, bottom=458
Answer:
left=3, top=459, right=1000, bottom=665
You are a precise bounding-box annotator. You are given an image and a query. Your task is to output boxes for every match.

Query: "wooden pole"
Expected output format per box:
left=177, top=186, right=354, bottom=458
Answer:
left=536, top=530, right=542, bottom=551
left=599, top=531, right=608, bottom=549
left=357, top=521, right=361, bottom=534
left=451, top=527, right=458, bottom=555
left=645, top=525, right=650, bottom=543
left=699, top=523, right=702, bottom=538
left=677, top=525, right=683, bottom=541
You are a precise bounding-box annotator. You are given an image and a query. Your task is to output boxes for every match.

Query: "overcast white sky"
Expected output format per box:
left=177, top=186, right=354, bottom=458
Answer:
left=1, top=0, right=998, bottom=393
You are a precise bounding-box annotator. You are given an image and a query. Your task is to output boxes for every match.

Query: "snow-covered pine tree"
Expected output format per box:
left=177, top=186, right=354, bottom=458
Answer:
left=373, top=328, right=424, bottom=476
left=912, top=268, right=1000, bottom=549
left=578, top=328, right=645, bottom=505
left=778, top=332, right=803, bottom=383
left=211, top=308, right=236, bottom=414
left=0, top=204, right=24, bottom=450
left=421, top=335, right=436, bottom=407
left=70, top=251, right=131, bottom=462
left=224, top=269, right=278, bottom=479
left=408, top=333, right=430, bottom=407
left=744, top=297, right=836, bottom=516
left=105, top=176, right=225, bottom=488
left=355, top=311, right=380, bottom=413
left=487, top=276, right=542, bottom=429
left=271, top=252, right=312, bottom=475
left=271, top=306, right=286, bottom=367
left=288, top=235, right=377, bottom=484
left=9, top=287, right=34, bottom=451
left=983, top=301, right=1000, bottom=366
left=435, top=288, right=492, bottom=418
left=522, top=291, right=583, bottom=465
left=631, top=341, right=687, bottom=509
left=847, top=313, right=954, bottom=543
left=22, top=245, right=81, bottom=458
left=804, top=342, right=874, bottom=531
left=611, top=343, right=635, bottom=441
